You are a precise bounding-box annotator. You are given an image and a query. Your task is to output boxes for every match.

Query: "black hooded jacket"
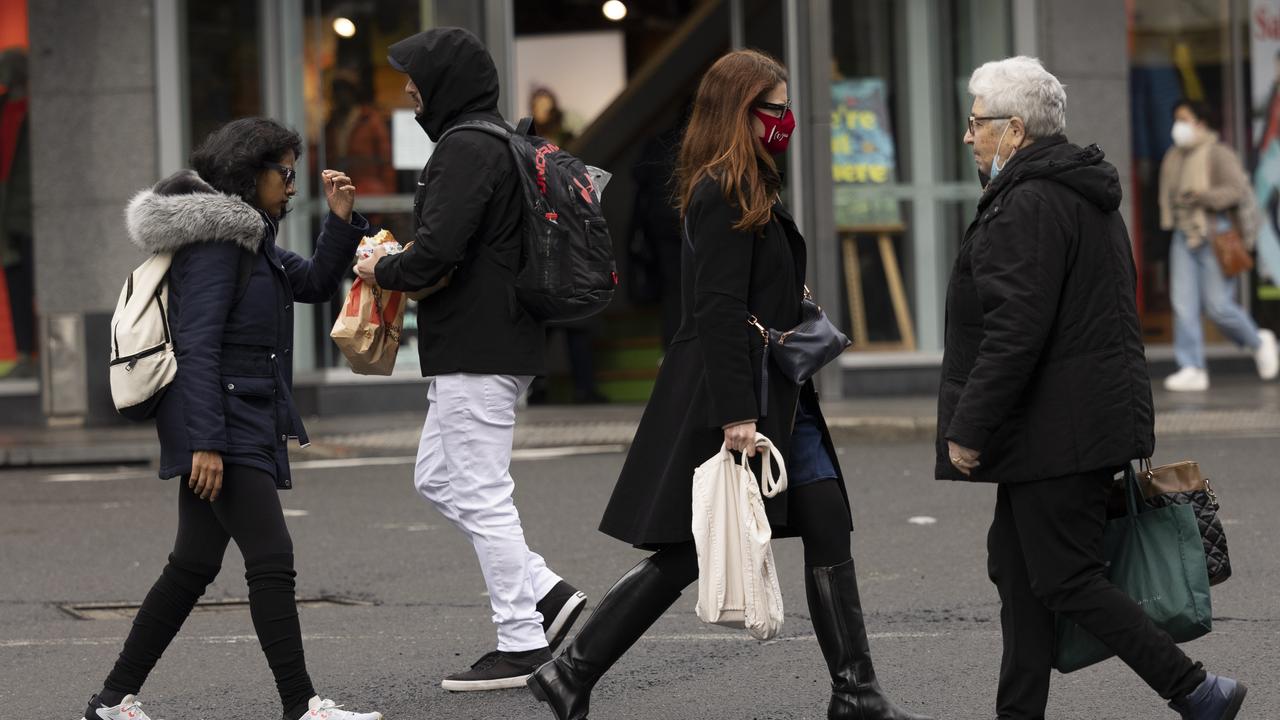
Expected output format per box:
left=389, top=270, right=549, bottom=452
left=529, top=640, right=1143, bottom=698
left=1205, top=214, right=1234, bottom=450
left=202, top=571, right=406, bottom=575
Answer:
left=374, top=28, right=545, bottom=377
left=936, top=136, right=1155, bottom=483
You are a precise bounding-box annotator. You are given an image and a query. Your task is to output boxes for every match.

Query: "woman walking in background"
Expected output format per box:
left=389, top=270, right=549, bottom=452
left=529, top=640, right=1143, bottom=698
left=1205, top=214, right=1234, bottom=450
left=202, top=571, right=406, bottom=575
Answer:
left=1159, top=98, right=1278, bottom=391
left=526, top=49, right=932, bottom=720
left=76, top=118, right=382, bottom=720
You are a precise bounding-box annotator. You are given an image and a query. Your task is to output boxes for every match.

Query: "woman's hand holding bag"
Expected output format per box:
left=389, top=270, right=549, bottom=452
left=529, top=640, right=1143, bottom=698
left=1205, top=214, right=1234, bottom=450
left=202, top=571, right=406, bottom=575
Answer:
left=691, top=433, right=788, bottom=640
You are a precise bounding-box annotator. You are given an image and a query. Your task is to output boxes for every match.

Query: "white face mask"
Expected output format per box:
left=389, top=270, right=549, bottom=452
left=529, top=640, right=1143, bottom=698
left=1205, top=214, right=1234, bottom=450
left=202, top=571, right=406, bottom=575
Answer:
left=1171, top=121, right=1199, bottom=148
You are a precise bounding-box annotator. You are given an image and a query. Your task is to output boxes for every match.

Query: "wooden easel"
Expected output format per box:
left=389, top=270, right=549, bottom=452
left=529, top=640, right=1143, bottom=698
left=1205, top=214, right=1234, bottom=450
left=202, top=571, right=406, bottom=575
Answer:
left=839, top=225, right=916, bottom=351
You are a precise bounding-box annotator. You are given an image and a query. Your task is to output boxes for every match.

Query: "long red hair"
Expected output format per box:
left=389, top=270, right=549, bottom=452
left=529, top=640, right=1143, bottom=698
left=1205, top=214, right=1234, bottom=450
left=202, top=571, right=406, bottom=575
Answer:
left=676, top=49, right=788, bottom=232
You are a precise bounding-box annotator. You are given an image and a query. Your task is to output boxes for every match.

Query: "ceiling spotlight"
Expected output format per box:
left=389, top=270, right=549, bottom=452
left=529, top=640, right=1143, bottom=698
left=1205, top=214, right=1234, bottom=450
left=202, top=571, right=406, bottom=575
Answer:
left=602, top=1, right=627, bottom=21
left=333, top=17, right=356, bottom=38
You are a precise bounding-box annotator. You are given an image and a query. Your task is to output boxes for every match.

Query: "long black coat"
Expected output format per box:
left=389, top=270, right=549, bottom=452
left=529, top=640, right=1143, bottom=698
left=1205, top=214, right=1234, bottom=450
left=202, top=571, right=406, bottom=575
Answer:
left=600, top=178, right=852, bottom=548
left=936, top=137, right=1155, bottom=484
left=374, top=29, right=545, bottom=377
left=127, top=171, right=368, bottom=488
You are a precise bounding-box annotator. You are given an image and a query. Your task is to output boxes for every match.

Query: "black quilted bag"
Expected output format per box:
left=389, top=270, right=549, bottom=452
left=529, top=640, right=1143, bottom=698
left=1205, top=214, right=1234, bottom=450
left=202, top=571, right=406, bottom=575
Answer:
left=1138, top=460, right=1232, bottom=586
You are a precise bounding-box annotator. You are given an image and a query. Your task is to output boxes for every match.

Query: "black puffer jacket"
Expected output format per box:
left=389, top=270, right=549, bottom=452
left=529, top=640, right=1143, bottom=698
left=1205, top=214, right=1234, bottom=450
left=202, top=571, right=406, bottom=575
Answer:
left=936, top=137, right=1155, bottom=484
left=374, top=28, right=545, bottom=377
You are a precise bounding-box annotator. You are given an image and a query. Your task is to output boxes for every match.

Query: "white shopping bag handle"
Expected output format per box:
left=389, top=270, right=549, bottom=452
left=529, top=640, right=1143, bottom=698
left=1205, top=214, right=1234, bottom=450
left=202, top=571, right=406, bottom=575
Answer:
left=724, top=434, right=788, bottom=498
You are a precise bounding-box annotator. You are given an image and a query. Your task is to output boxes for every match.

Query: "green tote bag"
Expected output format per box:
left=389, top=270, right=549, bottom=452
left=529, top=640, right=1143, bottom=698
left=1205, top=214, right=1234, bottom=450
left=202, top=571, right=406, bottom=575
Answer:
left=1053, top=464, right=1214, bottom=673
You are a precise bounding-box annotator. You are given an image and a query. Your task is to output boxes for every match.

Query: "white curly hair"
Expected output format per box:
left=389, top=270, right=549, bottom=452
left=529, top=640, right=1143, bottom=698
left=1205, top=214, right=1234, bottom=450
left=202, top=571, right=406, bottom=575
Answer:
left=968, top=56, right=1066, bottom=139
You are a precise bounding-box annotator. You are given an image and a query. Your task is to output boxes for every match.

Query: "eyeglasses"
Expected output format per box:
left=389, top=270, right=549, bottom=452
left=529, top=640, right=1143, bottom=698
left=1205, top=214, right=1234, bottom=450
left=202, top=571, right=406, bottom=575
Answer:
left=968, top=115, right=1013, bottom=134
left=264, top=161, right=296, bottom=187
left=755, top=99, right=792, bottom=118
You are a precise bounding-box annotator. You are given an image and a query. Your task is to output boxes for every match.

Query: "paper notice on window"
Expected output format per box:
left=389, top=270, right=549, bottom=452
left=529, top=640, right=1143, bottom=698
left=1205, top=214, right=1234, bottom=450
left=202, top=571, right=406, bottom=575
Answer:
left=392, top=109, right=434, bottom=170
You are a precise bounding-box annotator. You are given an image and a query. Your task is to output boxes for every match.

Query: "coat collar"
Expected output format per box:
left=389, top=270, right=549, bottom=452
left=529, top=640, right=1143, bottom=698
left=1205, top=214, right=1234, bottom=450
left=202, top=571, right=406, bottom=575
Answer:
left=125, top=170, right=265, bottom=255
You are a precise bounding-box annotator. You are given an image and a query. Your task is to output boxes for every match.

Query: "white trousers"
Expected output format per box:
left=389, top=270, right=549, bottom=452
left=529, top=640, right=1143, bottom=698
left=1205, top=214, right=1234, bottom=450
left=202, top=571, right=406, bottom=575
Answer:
left=415, top=373, right=561, bottom=651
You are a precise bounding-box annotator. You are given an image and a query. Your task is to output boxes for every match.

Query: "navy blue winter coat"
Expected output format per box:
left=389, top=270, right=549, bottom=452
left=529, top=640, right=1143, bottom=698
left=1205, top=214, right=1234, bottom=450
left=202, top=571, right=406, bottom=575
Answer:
left=125, top=170, right=369, bottom=488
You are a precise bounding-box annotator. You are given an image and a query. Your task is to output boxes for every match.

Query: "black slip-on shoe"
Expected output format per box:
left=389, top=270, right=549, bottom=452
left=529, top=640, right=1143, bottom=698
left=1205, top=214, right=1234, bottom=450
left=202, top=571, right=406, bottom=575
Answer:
left=441, top=648, right=554, bottom=692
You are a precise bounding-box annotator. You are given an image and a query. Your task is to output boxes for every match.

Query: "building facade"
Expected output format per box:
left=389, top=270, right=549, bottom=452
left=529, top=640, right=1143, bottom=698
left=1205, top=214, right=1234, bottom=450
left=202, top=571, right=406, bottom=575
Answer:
left=5, top=0, right=1266, bottom=427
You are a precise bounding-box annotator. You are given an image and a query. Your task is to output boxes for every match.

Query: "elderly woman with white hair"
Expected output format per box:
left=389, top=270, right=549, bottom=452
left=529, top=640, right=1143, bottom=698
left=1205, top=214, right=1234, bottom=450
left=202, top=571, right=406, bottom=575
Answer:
left=936, top=56, right=1247, bottom=720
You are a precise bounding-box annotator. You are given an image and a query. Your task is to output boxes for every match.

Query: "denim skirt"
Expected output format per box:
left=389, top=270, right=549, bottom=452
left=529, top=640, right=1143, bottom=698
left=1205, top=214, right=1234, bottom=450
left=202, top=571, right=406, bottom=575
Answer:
left=787, top=396, right=838, bottom=487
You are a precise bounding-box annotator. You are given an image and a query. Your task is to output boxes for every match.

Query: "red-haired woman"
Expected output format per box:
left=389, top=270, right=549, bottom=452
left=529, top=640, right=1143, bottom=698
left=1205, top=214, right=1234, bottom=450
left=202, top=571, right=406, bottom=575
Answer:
left=526, top=50, right=931, bottom=720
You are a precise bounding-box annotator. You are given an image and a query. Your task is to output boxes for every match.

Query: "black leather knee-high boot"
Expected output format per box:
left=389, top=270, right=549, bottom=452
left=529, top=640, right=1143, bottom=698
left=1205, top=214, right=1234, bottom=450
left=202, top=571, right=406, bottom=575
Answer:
left=527, top=557, right=685, bottom=720
left=806, top=560, right=934, bottom=720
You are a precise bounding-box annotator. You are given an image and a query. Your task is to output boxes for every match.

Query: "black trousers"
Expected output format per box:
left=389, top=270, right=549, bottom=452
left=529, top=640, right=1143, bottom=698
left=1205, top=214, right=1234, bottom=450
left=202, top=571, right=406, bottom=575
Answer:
left=987, top=470, right=1206, bottom=720
left=98, top=465, right=315, bottom=718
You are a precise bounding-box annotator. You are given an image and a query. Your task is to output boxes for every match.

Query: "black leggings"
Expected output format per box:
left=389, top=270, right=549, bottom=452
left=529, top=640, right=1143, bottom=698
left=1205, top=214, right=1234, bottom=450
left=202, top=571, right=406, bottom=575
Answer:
left=649, top=478, right=852, bottom=588
left=97, top=464, right=315, bottom=718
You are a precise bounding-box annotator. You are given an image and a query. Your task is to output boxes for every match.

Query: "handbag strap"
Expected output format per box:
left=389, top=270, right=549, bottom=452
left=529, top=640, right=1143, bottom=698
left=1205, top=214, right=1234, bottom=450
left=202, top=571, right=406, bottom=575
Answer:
left=1122, top=464, right=1144, bottom=517
left=736, top=434, right=789, bottom=498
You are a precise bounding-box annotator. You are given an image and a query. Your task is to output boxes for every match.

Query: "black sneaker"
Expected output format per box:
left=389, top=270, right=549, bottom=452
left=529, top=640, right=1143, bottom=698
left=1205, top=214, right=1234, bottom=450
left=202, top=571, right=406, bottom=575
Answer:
left=537, top=580, right=588, bottom=652
left=441, top=648, right=553, bottom=692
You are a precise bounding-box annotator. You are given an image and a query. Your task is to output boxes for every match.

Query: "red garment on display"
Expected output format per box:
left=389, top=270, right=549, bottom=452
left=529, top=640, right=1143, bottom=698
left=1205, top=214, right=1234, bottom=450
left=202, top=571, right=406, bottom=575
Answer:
left=0, top=96, right=26, bottom=182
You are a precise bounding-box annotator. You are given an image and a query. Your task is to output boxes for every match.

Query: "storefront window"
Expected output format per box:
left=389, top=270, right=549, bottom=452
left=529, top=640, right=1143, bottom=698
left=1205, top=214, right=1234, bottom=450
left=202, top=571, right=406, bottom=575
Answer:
left=830, top=0, right=1011, bottom=352
left=1129, top=0, right=1239, bottom=343
left=187, top=0, right=262, bottom=148
left=0, top=0, right=32, bottom=381
left=301, top=1, right=430, bottom=369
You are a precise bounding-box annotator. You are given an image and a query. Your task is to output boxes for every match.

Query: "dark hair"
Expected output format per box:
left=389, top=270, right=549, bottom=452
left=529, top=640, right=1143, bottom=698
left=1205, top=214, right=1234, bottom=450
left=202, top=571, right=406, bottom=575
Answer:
left=190, top=118, right=303, bottom=203
left=531, top=87, right=565, bottom=129
left=1173, top=98, right=1215, bottom=128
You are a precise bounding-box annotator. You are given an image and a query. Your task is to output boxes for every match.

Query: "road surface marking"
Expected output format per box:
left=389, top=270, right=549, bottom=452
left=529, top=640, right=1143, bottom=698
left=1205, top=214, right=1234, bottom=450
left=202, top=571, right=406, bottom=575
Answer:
left=41, top=446, right=627, bottom=483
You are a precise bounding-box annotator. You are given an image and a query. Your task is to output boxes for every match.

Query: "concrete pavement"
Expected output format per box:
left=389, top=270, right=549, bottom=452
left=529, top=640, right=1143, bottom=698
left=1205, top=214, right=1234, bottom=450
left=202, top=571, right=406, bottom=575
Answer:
left=1, top=427, right=1276, bottom=718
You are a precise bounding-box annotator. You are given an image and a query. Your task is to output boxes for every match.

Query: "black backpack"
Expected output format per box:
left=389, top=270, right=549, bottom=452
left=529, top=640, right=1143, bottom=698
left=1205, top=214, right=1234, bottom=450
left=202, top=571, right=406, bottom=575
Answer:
left=438, top=119, right=616, bottom=323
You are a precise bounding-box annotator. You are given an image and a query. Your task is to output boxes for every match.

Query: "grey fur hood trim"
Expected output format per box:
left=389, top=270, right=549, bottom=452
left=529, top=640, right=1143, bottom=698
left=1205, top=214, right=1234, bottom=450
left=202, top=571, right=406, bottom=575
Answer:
left=125, top=170, right=265, bottom=254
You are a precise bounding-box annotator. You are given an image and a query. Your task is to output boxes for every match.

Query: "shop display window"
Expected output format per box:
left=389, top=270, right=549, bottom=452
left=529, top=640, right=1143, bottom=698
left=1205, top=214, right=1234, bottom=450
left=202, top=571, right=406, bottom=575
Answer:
left=0, top=0, right=32, bottom=382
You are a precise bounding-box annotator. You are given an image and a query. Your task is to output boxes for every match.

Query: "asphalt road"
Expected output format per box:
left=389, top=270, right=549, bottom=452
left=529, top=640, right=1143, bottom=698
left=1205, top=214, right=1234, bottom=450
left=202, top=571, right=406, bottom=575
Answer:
left=2, top=433, right=1276, bottom=719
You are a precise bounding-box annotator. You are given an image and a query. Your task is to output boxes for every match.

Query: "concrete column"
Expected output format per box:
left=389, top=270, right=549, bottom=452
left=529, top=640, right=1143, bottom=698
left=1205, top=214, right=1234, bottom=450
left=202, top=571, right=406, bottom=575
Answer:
left=28, top=0, right=159, bottom=423
left=1036, top=0, right=1133, bottom=225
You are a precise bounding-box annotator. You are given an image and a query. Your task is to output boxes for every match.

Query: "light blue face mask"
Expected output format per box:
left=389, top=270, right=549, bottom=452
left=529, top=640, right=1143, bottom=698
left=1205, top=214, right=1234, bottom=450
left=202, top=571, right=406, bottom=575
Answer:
left=989, top=122, right=1013, bottom=182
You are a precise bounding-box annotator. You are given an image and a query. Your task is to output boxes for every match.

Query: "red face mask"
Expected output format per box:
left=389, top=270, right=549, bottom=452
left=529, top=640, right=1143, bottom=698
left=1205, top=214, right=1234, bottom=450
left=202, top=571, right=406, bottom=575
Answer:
left=752, top=107, right=796, bottom=155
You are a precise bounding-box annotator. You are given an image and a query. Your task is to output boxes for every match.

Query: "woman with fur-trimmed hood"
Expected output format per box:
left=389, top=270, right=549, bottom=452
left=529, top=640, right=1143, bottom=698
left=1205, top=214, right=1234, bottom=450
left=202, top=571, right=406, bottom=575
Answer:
left=76, top=118, right=383, bottom=720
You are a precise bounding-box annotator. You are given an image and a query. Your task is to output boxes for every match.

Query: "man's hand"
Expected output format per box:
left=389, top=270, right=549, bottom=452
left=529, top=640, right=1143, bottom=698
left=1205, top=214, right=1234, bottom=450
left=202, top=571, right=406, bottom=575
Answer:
left=189, top=450, right=224, bottom=501
left=948, top=440, right=981, bottom=476
left=724, top=421, right=759, bottom=458
left=355, top=244, right=388, bottom=284
left=323, top=169, right=355, bottom=223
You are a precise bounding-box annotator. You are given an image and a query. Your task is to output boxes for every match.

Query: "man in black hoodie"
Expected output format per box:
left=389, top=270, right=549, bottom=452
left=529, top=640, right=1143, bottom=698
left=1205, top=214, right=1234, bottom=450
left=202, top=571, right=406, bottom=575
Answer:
left=938, top=57, right=1246, bottom=720
left=354, top=28, right=586, bottom=692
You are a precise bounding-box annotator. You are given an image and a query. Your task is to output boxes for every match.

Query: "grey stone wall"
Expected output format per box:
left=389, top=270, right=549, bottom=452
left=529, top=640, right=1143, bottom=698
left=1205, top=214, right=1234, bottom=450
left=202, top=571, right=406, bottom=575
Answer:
left=1036, top=0, right=1134, bottom=222
left=28, top=0, right=158, bottom=420
left=29, top=0, right=156, bottom=315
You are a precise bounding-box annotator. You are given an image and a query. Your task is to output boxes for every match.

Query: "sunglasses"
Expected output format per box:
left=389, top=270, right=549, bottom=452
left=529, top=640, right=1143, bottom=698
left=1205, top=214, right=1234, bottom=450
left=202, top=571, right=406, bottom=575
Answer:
left=755, top=99, right=792, bottom=118
left=967, top=115, right=1013, bottom=134
left=264, top=161, right=297, bottom=187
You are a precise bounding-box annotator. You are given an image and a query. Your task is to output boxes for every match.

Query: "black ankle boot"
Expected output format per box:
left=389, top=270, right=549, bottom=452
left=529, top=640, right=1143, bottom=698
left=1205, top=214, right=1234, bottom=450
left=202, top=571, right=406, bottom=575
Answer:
left=527, top=557, right=684, bottom=720
left=806, top=560, right=934, bottom=720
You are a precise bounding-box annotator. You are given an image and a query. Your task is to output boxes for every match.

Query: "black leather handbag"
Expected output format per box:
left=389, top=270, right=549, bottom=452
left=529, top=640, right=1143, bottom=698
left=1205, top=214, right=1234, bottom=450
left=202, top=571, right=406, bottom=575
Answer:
left=751, top=286, right=851, bottom=385
left=1109, top=459, right=1232, bottom=585
left=1138, top=459, right=1232, bottom=586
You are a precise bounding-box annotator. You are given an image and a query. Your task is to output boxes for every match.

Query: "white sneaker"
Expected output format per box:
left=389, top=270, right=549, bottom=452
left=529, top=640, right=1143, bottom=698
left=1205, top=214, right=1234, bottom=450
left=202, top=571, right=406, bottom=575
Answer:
left=300, top=696, right=383, bottom=720
left=1164, top=366, right=1210, bottom=392
left=82, top=695, right=157, bottom=720
left=1255, top=329, right=1279, bottom=380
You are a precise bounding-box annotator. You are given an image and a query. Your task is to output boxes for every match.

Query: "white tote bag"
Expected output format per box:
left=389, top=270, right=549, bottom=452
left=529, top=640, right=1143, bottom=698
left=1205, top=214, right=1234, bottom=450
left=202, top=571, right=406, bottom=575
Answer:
left=691, top=433, right=788, bottom=640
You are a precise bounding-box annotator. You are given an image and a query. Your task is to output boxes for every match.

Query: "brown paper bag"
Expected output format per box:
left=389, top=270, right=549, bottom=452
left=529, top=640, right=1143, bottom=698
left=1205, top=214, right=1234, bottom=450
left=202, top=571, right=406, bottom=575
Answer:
left=330, top=277, right=406, bottom=375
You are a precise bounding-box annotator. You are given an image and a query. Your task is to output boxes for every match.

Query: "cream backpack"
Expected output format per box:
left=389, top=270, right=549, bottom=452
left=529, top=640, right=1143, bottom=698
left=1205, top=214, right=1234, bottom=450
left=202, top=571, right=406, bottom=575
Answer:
left=109, top=254, right=177, bottom=420
left=691, top=434, right=788, bottom=640
left=109, top=251, right=253, bottom=420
